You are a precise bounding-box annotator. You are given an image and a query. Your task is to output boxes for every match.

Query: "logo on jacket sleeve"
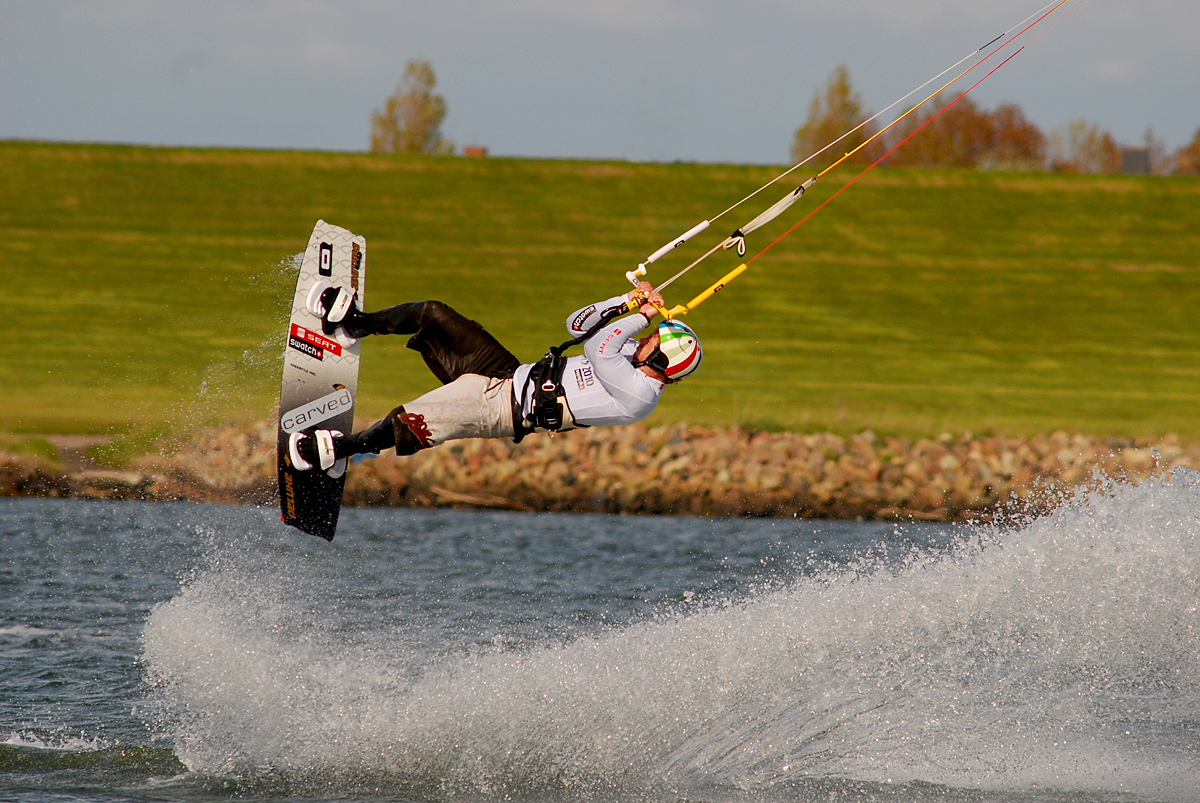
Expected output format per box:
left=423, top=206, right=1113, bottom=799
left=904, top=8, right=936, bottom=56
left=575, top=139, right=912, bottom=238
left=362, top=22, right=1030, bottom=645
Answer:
left=571, top=305, right=596, bottom=332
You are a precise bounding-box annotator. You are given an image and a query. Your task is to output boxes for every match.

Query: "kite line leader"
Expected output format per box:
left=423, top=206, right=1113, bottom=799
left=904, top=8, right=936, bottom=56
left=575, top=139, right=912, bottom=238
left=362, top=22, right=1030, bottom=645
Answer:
left=622, top=0, right=1080, bottom=321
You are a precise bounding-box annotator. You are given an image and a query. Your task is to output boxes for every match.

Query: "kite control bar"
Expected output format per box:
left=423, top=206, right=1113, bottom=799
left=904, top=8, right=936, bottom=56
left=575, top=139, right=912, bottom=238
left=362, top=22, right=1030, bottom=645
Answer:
left=660, top=263, right=747, bottom=319
left=624, top=176, right=814, bottom=320
left=625, top=262, right=748, bottom=321
left=615, top=0, right=1070, bottom=324
left=626, top=220, right=711, bottom=288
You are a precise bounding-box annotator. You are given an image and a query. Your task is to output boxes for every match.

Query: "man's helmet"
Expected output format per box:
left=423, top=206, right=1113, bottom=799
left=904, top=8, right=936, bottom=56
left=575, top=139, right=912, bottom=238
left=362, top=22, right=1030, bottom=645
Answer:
left=658, top=320, right=702, bottom=379
left=634, top=319, right=702, bottom=380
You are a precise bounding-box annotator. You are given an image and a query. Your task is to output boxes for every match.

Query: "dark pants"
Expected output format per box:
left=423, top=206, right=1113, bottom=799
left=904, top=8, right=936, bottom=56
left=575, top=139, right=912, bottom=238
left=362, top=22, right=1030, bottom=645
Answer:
left=339, top=301, right=520, bottom=456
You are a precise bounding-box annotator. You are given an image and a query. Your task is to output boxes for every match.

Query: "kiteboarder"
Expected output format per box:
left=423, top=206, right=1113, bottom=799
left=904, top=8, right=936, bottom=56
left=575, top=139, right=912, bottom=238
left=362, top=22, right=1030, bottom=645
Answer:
left=287, top=281, right=701, bottom=471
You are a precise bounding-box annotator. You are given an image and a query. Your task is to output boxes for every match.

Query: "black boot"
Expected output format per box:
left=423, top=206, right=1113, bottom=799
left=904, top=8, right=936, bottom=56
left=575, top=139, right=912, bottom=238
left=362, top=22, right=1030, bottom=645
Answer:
left=333, top=417, right=397, bottom=458
left=341, top=302, right=426, bottom=339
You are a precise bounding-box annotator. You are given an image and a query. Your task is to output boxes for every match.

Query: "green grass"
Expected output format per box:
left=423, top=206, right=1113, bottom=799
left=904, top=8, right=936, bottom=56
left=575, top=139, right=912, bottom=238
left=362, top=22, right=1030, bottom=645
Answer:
left=0, top=433, right=61, bottom=463
left=4, top=141, right=1200, bottom=440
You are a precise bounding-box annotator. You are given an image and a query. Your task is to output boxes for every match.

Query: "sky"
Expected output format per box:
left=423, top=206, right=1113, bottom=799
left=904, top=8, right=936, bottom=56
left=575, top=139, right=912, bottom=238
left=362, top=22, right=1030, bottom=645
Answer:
left=2, top=0, right=1197, bottom=164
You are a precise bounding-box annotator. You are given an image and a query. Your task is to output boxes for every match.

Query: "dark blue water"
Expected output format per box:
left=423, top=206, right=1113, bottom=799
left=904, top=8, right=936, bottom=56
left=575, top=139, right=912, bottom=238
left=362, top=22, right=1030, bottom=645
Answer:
left=4, top=472, right=1200, bottom=803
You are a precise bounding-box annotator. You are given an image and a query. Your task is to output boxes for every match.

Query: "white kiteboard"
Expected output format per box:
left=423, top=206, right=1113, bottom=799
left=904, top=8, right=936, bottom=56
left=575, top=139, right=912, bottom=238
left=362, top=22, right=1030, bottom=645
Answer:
left=277, top=220, right=365, bottom=540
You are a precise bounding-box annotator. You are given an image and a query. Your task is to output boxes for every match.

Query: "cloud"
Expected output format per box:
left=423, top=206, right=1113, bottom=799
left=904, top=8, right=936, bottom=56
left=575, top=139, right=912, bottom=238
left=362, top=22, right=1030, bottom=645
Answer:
left=505, top=0, right=698, bottom=33
left=170, top=48, right=209, bottom=85
left=1081, top=57, right=1140, bottom=83
left=4, top=0, right=1198, bottom=159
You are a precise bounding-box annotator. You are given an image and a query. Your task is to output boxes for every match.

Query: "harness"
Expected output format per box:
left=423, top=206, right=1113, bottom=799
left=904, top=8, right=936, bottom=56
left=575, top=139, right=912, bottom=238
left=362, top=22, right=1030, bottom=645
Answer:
left=512, top=302, right=630, bottom=443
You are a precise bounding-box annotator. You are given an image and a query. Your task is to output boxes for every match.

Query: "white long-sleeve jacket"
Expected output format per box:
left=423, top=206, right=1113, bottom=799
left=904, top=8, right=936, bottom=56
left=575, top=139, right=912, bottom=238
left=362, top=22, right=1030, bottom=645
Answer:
left=512, top=294, right=664, bottom=427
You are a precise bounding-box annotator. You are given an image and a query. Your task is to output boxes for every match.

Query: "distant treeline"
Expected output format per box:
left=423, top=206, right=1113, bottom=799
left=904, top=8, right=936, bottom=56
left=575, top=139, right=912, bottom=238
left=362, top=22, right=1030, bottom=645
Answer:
left=372, top=59, right=1200, bottom=174
left=788, top=65, right=1200, bottom=176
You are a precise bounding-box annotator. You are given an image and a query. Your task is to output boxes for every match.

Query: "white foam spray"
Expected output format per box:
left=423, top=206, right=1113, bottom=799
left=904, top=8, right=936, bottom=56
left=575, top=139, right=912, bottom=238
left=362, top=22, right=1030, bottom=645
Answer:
left=141, top=471, right=1200, bottom=799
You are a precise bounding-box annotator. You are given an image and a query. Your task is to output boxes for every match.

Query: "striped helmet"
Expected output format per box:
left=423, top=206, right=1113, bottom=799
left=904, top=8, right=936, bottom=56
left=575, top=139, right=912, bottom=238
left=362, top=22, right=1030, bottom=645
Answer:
left=656, top=319, right=702, bottom=379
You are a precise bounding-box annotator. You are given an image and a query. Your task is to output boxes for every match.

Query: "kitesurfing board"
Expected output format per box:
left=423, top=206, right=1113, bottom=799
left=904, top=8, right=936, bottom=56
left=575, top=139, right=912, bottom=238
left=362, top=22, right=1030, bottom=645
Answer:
left=277, top=220, right=365, bottom=540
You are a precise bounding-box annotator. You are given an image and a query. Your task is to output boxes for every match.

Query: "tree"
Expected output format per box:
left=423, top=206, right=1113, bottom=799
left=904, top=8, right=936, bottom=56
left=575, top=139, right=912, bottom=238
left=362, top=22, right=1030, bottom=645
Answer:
left=371, top=59, right=454, bottom=155
left=985, top=103, right=1046, bottom=168
left=885, top=96, right=1045, bottom=169
left=886, top=94, right=992, bottom=168
left=1048, top=120, right=1121, bottom=173
left=791, top=65, right=884, bottom=166
left=1172, top=126, right=1200, bottom=175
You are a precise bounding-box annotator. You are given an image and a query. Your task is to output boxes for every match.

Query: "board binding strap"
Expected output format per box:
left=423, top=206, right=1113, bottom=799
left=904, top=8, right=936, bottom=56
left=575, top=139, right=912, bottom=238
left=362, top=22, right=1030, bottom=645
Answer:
left=277, top=220, right=365, bottom=540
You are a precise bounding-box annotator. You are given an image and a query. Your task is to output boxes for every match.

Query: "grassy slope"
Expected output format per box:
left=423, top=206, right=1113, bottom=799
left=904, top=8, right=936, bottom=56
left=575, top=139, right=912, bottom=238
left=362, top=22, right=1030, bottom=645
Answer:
left=4, top=141, right=1199, bottom=439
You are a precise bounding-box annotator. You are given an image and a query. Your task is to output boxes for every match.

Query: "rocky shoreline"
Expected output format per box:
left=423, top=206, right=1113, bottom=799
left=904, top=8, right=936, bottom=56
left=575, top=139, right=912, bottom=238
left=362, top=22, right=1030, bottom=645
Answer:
left=3, top=421, right=1197, bottom=522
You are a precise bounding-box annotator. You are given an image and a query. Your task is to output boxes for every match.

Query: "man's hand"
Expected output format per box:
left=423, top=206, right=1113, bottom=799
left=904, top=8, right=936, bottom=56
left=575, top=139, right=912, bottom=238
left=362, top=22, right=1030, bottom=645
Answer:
left=628, top=281, right=664, bottom=319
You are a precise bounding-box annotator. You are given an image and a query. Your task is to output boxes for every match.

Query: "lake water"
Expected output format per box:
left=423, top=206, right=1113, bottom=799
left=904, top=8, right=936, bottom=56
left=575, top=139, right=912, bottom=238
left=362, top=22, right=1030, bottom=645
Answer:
left=4, top=471, right=1200, bottom=803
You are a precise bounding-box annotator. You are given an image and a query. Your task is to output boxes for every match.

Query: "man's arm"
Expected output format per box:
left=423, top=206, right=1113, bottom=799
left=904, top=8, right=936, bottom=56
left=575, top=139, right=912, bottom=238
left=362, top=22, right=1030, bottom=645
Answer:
left=581, top=310, right=662, bottom=416
left=563, top=283, right=662, bottom=339
left=563, top=294, right=633, bottom=339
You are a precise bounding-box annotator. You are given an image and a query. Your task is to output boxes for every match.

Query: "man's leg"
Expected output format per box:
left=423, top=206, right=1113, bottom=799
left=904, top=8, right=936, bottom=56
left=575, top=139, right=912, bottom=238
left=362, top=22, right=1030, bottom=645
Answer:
left=335, top=406, right=429, bottom=458
left=403, top=301, right=521, bottom=384
left=291, top=299, right=520, bottom=470
left=315, top=292, right=520, bottom=384
left=289, top=407, right=424, bottom=471
left=340, top=302, right=427, bottom=339
left=292, top=374, right=514, bottom=470
left=307, top=282, right=426, bottom=338
left=333, top=415, right=399, bottom=456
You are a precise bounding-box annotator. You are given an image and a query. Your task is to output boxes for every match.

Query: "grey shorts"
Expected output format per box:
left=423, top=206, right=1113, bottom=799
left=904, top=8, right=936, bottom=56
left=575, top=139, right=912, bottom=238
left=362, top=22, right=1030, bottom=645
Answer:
left=401, top=375, right=515, bottom=446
